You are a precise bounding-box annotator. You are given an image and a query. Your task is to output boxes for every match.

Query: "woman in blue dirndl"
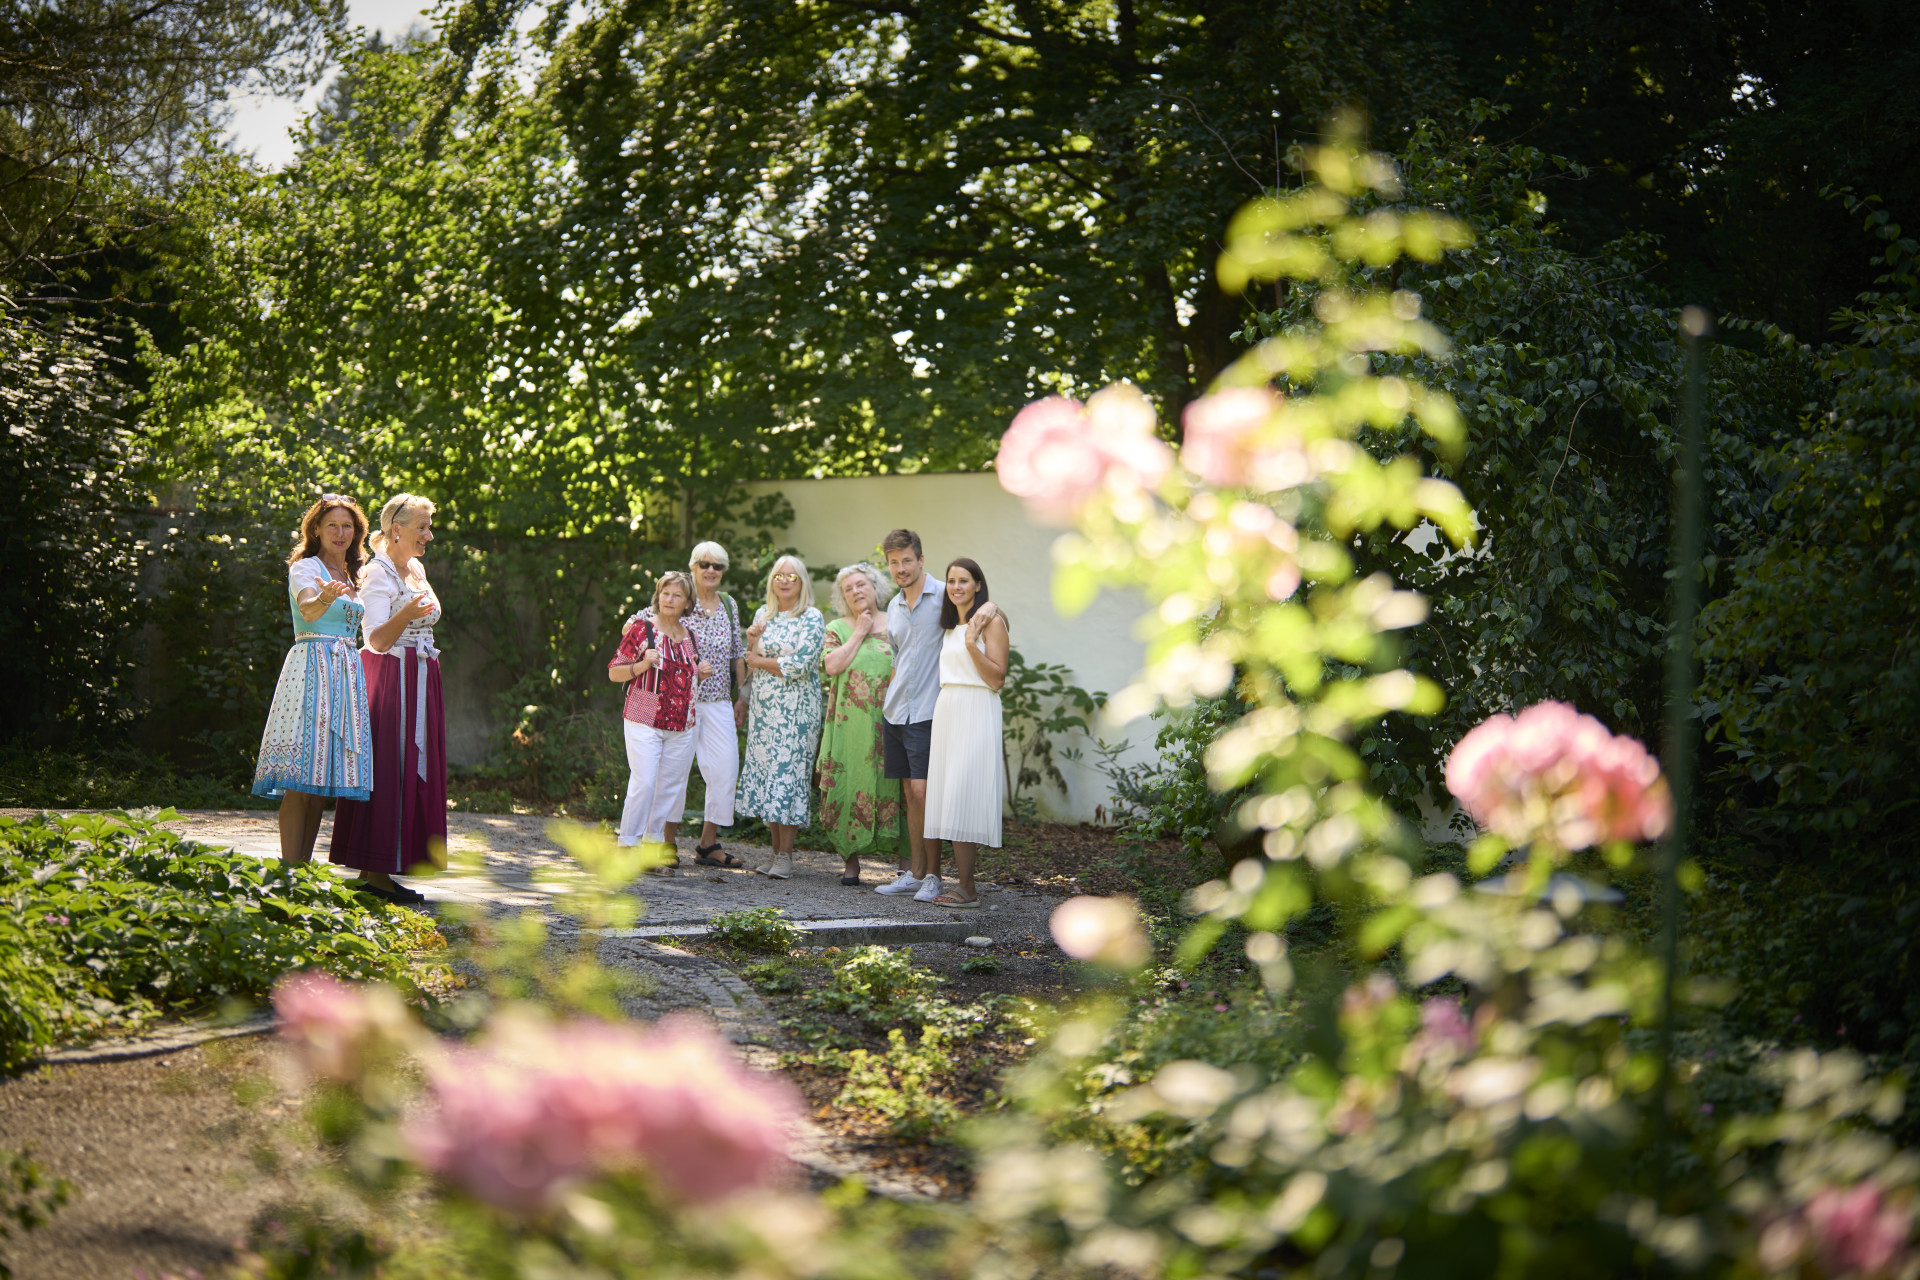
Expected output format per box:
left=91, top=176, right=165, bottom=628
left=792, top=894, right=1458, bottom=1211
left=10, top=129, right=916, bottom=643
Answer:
left=252, top=495, right=376, bottom=864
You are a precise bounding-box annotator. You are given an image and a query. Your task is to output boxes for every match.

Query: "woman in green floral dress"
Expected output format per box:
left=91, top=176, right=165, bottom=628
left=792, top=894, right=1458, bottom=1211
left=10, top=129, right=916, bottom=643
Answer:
left=816, top=563, right=907, bottom=885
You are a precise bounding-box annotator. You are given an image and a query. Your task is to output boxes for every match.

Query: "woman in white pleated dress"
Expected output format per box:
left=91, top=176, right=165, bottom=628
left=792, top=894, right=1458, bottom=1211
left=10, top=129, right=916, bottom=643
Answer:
left=920, top=557, right=1008, bottom=908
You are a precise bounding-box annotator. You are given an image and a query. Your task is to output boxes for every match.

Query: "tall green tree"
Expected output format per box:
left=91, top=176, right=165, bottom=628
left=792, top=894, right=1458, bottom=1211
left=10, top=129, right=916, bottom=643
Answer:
left=1213, top=125, right=1809, bottom=805
left=0, top=0, right=343, bottom=747
left=1425, top=0, right=1920, bottom=338
left=0, top=0, right=342, bottom=276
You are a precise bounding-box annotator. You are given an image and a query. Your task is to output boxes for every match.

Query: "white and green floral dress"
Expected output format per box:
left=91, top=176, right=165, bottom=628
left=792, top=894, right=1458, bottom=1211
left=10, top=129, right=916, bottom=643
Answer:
left=737, top=606, right=826, bottom=827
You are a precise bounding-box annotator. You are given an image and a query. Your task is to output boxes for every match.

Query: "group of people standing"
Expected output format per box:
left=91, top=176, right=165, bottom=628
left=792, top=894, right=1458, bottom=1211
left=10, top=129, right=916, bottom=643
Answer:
left=607, top=529, right=1010, bottom=908
left=252, top=493, right=447, bottom=905
left=252, top=495, right=1011, bottom=911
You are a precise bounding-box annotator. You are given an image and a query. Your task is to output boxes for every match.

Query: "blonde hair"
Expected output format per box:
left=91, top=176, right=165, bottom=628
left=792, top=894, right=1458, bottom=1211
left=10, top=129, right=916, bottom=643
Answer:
left=761, top=554, right=815, bottom=617
left=368, top=492, right=435, bottom=556
left=652, top=570, right=696, bottom=614
left=688, top=541, right=729, bottom=570
left=831, top=562, right=892, bottom=618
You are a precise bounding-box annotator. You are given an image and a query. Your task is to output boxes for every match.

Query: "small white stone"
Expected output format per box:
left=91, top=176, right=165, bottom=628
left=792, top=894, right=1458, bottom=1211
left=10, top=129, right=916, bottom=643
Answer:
left=964, top=936, right=993, bottom=948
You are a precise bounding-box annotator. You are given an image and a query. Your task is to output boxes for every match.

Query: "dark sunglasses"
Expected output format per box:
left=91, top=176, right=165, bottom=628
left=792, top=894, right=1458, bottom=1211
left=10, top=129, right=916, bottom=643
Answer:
left=695, top=560, right=726, bottom=571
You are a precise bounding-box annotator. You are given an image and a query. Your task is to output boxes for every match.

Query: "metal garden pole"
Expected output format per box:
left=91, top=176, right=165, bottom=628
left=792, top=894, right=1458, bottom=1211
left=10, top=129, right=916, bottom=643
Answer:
left=1654, top=305, right=1710, bottom=1193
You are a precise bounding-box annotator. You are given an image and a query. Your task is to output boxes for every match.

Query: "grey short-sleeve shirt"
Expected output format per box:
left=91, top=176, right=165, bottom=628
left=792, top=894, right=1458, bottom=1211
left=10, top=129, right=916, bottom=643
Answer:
left=883, top=573, right=946, bottom=725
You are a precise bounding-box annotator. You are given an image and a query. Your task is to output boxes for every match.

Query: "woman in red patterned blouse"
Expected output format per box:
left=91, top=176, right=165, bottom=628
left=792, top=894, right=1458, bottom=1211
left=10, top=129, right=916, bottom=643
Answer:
left=607, top=571, right=716, bottom=863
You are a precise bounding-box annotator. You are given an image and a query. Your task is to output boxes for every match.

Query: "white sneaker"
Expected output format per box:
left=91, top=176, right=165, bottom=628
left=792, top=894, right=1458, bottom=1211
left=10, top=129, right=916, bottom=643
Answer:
left=875, top=871, right=923, bottom=896
left=913, top=874, right=944, bottom=902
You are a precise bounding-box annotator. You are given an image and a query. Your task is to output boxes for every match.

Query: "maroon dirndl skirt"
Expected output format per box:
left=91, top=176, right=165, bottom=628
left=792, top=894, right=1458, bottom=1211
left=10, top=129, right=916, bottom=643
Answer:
left=329, top=646, right=448, bottom=875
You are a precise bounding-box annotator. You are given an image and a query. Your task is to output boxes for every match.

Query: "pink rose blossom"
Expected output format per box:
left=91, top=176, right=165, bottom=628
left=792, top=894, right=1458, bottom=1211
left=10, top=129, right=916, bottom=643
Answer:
left=1444, top=701, right=1672, bottom=850
left=1806, top=1182, right=1915, bottom=1277
left=1051, top=895, right=1151, bottom=968
left=996, top=397, right=1107, bottom=521
left=405, top=1049, right=594, bottom=1213
left=405, top=1014, right=802, bottom=1213
left=996, top=385, right=1172, bottom=524
left=1181, top=387, right=1278, bottom=487
left=1086, top=383, right=1173, bottom=490
left=273, top=972, right=375, bottom=1083
left=1403, top=997, right=1476, bottom=1072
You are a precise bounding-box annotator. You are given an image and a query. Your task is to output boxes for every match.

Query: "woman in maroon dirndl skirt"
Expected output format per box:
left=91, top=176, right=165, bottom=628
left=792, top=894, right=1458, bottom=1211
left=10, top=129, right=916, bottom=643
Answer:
left=330, top=493, right=447, bottom=905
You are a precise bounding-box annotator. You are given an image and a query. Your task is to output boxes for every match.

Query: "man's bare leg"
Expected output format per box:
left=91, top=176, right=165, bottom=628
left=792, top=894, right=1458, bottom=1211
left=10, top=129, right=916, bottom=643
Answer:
left=905, top=777, right=941, bottom=879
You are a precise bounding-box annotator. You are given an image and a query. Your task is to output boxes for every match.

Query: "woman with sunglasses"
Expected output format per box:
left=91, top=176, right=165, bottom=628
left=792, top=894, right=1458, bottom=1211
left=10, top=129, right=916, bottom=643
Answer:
left=251, top=494, right=375, bottom=864
left=655, top=542, right=750, bottom=866
left=329, top=492, right=444, bottom=906
left=736, top=555, right=825, bottom=880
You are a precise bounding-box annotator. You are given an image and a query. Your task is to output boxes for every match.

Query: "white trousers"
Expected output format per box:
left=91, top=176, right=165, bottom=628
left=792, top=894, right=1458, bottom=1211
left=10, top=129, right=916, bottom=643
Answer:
left=618, top=720, right=697, bottom=846
left=683, top=700, right=739, bottom=827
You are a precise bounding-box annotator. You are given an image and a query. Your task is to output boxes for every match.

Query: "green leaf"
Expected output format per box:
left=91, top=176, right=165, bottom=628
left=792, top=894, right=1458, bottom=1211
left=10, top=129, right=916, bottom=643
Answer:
left=1467, top=833, right=1509, bottom=876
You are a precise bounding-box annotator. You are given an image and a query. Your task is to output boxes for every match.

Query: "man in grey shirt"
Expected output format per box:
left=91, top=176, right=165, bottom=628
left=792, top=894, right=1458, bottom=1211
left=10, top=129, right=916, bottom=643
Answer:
left=875, top=528, right=1000, bottom=899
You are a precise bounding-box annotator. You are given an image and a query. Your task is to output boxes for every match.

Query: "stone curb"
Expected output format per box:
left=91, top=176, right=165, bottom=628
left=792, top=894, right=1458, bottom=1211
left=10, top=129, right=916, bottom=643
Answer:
left=599, top=918, right=983, bottom=948
left=39, top=1013, right=276, bottom=1065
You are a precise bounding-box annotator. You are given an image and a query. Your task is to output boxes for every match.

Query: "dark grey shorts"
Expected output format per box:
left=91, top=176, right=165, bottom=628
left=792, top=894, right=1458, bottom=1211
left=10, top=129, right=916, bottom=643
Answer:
left=882, top=719, right=934, bottom=780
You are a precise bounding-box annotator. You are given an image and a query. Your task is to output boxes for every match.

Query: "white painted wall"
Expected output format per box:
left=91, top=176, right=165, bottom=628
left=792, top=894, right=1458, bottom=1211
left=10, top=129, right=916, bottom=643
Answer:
left=743, top=472, right=1158, bottom=824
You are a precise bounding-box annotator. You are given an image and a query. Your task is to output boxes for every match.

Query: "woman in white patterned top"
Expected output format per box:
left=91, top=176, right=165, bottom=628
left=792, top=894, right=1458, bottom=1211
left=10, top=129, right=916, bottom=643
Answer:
left=328, top=493, right=445, bottom=906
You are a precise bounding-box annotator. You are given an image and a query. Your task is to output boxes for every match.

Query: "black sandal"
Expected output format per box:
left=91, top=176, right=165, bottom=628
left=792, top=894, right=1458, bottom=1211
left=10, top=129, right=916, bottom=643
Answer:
left=694, top=844, right=747, bottom=869
left=841, top=862, right=862, bottom=886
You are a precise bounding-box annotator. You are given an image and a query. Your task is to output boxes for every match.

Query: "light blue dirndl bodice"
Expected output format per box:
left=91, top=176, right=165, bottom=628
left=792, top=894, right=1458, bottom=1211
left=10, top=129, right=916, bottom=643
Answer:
left=292, top=589, right=364, bottom=641
left=289, top=574, right=369, bottom=755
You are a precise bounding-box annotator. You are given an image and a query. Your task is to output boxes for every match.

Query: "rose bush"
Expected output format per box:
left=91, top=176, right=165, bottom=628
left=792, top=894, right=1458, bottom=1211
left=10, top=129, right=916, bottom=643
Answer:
left=970, top=133, right=1920, bottom=1280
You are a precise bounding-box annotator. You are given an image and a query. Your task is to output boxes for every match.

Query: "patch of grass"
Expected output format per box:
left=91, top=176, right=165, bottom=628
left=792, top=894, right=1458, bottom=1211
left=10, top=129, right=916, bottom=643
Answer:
left=960, top=955, right=1001, bottom=975
left=811, top=945, right=946, bottom=1027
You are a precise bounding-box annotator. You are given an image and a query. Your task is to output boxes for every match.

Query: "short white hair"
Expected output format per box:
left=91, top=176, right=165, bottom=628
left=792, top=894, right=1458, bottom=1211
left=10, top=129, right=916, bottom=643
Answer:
left=761, top=554, right=816, bottom=617
left=688, top=540, right=729, bottom=570
left=831, top=562, right=892, bottom=617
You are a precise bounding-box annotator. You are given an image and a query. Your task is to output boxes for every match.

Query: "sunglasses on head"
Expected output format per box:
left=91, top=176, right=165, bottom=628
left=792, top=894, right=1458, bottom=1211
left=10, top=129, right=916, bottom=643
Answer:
left=320, top=493, right=354, bottom=506
left=695, top=560, right=726, bottom=571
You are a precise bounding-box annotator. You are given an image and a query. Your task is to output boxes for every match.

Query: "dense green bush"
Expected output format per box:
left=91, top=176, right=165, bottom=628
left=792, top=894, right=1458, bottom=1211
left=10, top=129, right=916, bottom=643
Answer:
left=1107, top=688, right=1254, bottom=865
left=0, top=744, right=274, bottom=811
left=1699, top=198, right=1920, bottom=849
left=0, top=303, right=152, bottom=747
left=0, top=810, right=441, bottom=1070
left=1686, top=856, right=1920, bottom=1137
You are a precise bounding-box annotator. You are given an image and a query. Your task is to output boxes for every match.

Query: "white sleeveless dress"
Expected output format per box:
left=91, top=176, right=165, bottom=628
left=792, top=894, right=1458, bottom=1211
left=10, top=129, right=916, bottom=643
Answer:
left=922, top=626, right=1004, bottom=847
